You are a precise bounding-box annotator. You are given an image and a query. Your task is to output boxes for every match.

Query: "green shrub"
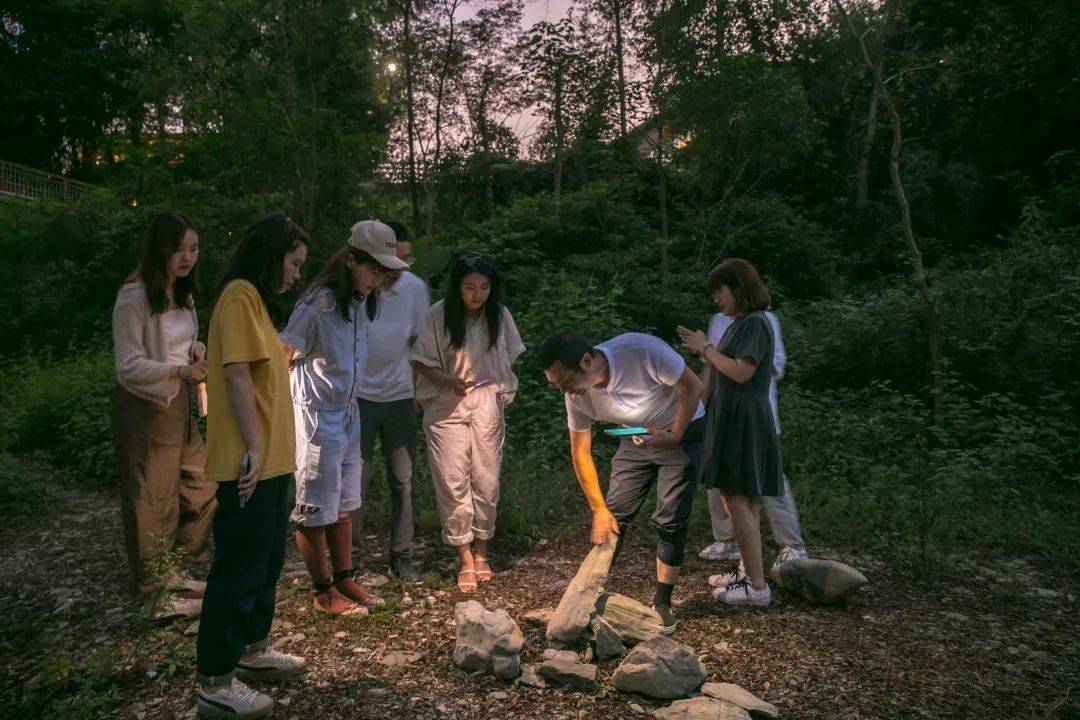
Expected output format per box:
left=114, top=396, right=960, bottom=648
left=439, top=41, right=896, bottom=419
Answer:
left=0, top=453, right=50, bottom=517
left=0, top=347, right=115, bottom=484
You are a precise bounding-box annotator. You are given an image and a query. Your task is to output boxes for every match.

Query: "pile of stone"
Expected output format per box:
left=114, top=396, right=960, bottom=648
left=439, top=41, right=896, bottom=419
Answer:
left=653, top=683, right=779, bottom=719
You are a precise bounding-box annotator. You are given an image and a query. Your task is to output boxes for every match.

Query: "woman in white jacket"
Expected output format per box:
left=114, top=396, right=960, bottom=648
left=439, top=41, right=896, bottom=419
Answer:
left=111, top=212, right=216, bottom=599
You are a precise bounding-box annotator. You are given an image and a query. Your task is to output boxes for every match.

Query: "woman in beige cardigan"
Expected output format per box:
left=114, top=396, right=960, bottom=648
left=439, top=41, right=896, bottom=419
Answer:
left=112, top=212, right=217, bottom=602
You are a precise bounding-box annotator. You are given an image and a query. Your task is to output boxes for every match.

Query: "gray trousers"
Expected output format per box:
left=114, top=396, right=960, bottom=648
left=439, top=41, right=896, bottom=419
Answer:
left=351, top=398, right=416, bottom=556
left=607, top=437, right=702, bottom=567
left=708, top=474, right=805, bottom=549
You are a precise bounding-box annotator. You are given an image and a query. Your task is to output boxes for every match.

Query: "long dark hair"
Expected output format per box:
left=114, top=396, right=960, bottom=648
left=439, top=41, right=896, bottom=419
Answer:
left=217, top=211, right=309, bottom=325
left=445, top=252, right=504, bottom=350
left=303, top=247, right=381, bottom=322
left=126, top=211, right=198, bottom=314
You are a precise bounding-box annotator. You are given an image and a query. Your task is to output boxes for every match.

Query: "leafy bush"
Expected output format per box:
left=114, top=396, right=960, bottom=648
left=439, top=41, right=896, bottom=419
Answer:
left=0, top=347, right=115, bottom=484
left=0, top=454, right=50, bottom=517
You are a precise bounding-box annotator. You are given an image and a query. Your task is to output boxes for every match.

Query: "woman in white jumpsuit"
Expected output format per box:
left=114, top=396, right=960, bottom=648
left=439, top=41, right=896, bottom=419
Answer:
left=411, top=253, right=525, bottom=592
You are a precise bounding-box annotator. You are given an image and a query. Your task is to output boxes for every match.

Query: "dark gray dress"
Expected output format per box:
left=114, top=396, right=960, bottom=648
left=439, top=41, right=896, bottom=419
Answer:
left=698, top=311, right=783, bottom=497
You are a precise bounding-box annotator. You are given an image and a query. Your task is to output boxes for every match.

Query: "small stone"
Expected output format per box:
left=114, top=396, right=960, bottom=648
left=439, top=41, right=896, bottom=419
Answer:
left=630, top=704, right=646, bottom=714
left=591, top=616, right=626, bottom=661
left=538, top=660, right=598, bottom=692
left=521, top=608, right=556, bottom=628
left=652, top=697, right=751, bottom=720
left=714, top=642, right=730, bottom=653
left=543, top=649, right=579, bottom=663
left=701, top=683, right=779, bottom=718
left=184, top=620, right=200, bottom=637
left=334, top=630, right=348, bottom=638
left=369, top=688, right=392, bottom=698
left=276, top=633, right=306, bottom=645
left=488, top=691, right=510, bottom=701
left=769, top=558, right=867, bottom=605
left=379, top=651, right=422, bottom=667
left=516, top=664, right=547, bottom=688
left=612, top=636, right=706, bottom=699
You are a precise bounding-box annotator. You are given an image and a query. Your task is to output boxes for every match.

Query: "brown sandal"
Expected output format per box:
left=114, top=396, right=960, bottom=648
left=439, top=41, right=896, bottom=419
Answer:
left=457, top=569, right=478, bottom=593
left=474, top=558, right=493, bottom=582
left=314, top=586, right=368, bottom=617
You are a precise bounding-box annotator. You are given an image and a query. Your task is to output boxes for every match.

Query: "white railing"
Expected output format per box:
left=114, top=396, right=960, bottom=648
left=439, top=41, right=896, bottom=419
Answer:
left=0, top=160, right=92, bottom=204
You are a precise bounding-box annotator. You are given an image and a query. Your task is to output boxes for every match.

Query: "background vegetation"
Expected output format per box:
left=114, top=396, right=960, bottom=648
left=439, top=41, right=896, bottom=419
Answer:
left=1, top=0, right=1077, bottom=573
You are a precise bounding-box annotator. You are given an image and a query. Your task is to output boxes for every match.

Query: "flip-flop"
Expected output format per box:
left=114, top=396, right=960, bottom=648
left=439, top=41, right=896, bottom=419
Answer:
left=474, top=558, right=493, bottom=582
left=457, top=569, right=478, bottom=593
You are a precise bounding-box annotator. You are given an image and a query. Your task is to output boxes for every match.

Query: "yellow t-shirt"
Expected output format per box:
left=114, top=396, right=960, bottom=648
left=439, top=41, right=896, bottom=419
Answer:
left=204, top=280, right=296, bottom=483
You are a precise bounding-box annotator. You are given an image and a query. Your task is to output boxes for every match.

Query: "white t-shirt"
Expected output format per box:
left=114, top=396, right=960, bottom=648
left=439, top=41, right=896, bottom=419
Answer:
left=707, top=311, right=785, bottom=434
left=358, top=272, right=430, bottom=402
left=565, top=333, right=706, bottom=433
left=161, top=308, right=196, bottom=367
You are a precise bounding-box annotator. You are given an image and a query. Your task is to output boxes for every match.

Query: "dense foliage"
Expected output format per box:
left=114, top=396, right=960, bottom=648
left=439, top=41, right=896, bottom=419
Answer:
left=1, top=0, right=1077, bottom=569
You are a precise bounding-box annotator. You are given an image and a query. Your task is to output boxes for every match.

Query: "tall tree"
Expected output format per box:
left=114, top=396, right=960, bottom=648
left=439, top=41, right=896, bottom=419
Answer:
left=834, top=0, right=945, bottom=420
left=460, top=0, right=523, bottom=215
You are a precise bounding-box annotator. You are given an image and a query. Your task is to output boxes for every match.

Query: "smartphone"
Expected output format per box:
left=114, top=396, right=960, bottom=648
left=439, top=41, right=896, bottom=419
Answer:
left=603, top=426, right=650, bottom=438
left=470, top=378, right=492, bottom=389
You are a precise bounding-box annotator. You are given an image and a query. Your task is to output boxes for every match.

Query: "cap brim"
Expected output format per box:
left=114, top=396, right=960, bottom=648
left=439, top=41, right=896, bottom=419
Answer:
left=375, top=254, right=410, bottom=270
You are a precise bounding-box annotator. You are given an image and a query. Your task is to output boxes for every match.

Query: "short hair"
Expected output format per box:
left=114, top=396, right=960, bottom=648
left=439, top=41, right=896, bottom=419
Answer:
left=706, top=258, right=771, bottom=314
left=539, top=331, right=596, bottom=371
left=383, top=219, right=410, bottom=244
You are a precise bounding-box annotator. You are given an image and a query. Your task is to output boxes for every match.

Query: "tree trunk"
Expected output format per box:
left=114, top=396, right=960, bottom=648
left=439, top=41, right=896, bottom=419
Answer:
left=838, top=0, right=945, bottom=422
left=403, top=0, right=421, bottom=233
left=856, top=76, right=880, bottom=205
left=657, top=126, right=670, bottom=285
left=553, top=70, right=565, bottom=205
left=424, top=0, right=460, bottom=283
left=611, top=0, right=629, bottom=148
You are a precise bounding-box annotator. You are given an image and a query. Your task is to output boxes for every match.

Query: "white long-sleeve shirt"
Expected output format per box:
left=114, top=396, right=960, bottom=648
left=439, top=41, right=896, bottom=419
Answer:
left=706, top=310, right=786, bottom=434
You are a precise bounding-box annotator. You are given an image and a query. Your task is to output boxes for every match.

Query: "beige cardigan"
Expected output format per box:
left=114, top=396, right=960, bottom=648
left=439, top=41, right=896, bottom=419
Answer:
left=111, top=280, right=199, bottom=408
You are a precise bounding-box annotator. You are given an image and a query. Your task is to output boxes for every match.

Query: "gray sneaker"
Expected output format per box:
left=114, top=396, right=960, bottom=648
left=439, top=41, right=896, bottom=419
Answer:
left=772, top=545, right=807, bottom=570
left=652, top=604, right=678, bottom=635
left=197, top=678, right=273, bottom=719
left=390, top=553, right=421, bottom=583
left=236, top=647, right=307, bottom=682
left=698, top=541, right=741, bottom=561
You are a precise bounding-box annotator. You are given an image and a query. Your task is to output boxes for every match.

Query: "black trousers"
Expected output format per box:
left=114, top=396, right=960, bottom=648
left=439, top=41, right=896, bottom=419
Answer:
left=353, top=398, right=417, bottom=556
left=196, top=474, right=290, bottom=685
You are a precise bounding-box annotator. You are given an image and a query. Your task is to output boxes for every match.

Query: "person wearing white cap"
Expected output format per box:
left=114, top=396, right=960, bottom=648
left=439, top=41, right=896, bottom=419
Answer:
left=278, top=220, right=408, bottom=617
left=351, top=220, right=430, bottom=582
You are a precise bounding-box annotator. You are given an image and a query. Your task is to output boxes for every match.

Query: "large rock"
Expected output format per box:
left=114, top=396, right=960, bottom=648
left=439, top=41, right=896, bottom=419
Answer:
left=538, top=659, right=598, bottom=691
left=591, top=616, right=626, bottom=661
left=546, top=536, right=619, bottom=644
left=769, top=558, right=867, bottom=605
left=596, top=593, right=663, bottom=646
left=516, top=664, right=547, bottom=688
left=701, top=683, right=778, bottom=719
left=542, top=648, right=580, bottom=663
left=612, top=636, right=706, bottom=699
left=652, top=698, right=751, bottom=720
left=453, top=601, right=524, bottom=681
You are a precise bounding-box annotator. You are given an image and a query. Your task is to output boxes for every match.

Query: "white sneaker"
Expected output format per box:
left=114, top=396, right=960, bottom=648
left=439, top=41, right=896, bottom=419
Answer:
left=698, top=541, right=741, bottom=561
left=708, top=564, right=747, bottom=590
left=236, top=646, right=307, bottom=681
left=716, top=578, right=771, bottom=607
left=772, top=545, right=808, bottom=569
left=197, top=678, right=274, bottom=719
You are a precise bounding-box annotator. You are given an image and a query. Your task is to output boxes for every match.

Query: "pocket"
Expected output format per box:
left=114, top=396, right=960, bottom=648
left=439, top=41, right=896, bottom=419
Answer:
left=295, top=405, right=320, bottom=445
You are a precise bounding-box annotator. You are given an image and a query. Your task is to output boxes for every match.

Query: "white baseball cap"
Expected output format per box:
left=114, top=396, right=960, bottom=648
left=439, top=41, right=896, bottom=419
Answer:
left=347, top=220, right=410, bottom=270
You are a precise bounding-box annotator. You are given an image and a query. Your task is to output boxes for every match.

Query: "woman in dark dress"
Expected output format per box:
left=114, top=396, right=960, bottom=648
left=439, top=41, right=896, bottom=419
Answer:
left=677, top=258, right=781, bottom=607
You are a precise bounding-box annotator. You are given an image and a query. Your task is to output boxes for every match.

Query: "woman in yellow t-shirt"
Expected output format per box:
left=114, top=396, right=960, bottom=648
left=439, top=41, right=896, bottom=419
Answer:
left=194, top=212, right=308, bottom=720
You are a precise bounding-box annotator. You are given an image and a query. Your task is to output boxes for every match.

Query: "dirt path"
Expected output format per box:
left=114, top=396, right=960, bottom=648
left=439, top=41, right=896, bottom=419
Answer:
left=1, top=472, right=1078, bottom=719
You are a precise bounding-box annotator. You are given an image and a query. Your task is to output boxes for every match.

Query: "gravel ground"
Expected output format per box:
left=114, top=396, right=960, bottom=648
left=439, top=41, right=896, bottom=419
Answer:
left=1, top=473, right=1078, bottom=719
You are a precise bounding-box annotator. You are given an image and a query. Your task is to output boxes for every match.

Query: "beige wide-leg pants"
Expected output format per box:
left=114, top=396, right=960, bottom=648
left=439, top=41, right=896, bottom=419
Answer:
left=423, top=387, right=504, bottom=547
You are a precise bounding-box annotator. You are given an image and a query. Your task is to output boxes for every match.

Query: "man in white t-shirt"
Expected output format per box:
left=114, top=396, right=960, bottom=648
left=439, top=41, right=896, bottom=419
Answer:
left=540, top=330, right=705, bottom=634
left=351, top=223, right=430, bottom=581
left=697, top=310, right=807, bottom=569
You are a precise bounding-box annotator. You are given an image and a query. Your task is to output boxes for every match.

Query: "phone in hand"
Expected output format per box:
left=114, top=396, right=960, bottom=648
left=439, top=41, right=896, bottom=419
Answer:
left=603, top=426, right=650, bottom=438
left=470, top=378, right=492, bottom=389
